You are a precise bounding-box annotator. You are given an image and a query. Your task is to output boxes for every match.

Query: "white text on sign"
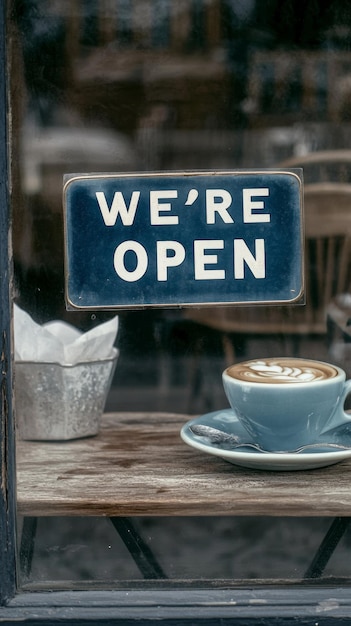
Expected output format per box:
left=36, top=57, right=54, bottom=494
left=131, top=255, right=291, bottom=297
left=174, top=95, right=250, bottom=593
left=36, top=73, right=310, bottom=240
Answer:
left=95, top=187, right=270, bottom=283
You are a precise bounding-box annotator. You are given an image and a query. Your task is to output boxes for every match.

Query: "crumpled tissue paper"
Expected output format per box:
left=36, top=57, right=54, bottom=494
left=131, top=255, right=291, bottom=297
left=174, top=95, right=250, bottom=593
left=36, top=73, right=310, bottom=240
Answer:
left=14, top=304, right=118, bottom=364
left=14, top=305, right=119, bottom=441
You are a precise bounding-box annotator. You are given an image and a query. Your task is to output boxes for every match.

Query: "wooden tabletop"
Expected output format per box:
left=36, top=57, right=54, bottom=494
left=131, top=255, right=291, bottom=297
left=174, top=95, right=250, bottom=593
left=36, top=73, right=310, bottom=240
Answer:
left=16, top=412, right=351, bottom=517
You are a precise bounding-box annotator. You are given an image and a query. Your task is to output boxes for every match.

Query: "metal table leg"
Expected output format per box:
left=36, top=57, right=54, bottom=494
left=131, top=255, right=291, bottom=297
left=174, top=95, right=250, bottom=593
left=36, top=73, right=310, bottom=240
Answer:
left=20, top=516, right=166, bottom=581
left=304, top=517, right=351, bottom=578
left=110, top=517, right=167, bottom=579
left=19, top=517, right=38, bottom=581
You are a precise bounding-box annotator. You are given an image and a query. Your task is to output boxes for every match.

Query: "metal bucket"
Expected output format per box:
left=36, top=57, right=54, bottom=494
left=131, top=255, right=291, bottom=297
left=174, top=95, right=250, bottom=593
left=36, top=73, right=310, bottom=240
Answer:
left=15, top=348, right=118, bottom=440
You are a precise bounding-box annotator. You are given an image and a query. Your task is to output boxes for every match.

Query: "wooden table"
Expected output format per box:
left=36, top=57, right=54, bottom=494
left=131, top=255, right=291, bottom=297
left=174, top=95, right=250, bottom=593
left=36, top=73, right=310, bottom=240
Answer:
left=16, top=411, right=351, bottom=517
left=16, top=412, right=351, bottom=580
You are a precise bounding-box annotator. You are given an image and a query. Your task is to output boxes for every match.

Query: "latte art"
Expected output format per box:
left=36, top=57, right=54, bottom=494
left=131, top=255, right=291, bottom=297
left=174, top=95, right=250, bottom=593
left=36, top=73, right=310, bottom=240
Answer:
left=227, top=358, right=338, bottom=384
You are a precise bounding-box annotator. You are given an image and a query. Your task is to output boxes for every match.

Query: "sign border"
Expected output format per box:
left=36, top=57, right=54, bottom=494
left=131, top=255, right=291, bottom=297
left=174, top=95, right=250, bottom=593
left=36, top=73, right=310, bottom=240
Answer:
left=63, top=169, right=304, bottom=311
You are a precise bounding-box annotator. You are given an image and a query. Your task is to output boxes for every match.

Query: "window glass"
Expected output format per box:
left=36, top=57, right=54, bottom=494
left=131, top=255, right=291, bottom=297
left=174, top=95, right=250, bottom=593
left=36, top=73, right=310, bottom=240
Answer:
left=12, top=0, right=351, bottom=588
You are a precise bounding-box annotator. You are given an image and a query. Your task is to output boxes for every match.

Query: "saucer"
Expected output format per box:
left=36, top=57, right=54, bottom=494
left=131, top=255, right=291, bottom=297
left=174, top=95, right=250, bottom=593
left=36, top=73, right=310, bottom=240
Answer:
left=180, top=409, right=351, bottom=471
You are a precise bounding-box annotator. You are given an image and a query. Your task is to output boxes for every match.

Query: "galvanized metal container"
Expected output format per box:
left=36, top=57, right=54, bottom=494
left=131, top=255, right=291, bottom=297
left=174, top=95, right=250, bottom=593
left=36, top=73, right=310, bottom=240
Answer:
left=15, top=348, right=118, bottom=440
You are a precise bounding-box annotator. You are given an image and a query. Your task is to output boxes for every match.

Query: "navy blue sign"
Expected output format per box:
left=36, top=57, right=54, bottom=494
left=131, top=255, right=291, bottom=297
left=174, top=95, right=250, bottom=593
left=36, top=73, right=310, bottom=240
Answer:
left=63, top=171, right=303, bottom=309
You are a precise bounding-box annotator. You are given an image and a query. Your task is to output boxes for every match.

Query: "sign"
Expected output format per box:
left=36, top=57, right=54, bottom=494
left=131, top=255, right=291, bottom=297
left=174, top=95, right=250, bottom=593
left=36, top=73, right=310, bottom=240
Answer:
left=63, top=170, right=303, bottom=310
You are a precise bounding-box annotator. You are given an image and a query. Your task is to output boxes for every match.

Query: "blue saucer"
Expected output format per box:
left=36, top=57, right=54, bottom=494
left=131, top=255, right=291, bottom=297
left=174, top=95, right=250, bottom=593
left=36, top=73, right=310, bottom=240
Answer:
left=180, top=409, right=351, bottom=471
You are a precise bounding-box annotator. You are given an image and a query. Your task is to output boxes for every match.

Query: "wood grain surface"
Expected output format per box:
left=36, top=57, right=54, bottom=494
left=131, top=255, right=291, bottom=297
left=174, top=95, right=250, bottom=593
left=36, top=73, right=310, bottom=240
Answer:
left=16, top=412, right=351, bottom=517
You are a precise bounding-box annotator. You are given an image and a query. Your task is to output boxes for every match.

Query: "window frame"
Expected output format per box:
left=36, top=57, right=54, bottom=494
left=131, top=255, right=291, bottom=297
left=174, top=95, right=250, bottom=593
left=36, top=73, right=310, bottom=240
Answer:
left=1, top=0, right=351, bottom=621
left=0, top=0, right=16, bottom=606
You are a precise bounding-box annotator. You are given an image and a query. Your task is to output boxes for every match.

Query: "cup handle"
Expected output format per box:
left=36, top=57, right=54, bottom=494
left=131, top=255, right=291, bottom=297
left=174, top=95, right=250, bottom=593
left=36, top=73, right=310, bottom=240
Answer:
left=340, top=379, right=351, bottom=413
left=323, top=379, right=351, bottom=433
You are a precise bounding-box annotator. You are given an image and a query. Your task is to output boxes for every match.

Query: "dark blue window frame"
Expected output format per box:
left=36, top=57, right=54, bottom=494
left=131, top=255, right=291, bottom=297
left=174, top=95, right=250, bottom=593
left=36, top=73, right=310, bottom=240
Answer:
left=0, top=0, right=16, bottom=605
left=1, top=0, right=351, bottom=621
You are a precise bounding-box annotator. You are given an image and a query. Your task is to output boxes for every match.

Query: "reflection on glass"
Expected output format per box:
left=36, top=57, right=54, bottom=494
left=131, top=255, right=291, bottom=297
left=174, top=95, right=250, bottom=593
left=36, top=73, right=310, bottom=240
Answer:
left=12, top=0, right=351, bottom=588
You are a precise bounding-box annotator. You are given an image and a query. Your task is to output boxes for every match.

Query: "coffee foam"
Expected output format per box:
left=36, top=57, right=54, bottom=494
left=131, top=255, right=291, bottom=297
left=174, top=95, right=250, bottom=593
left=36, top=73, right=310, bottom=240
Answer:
left=227, top=358, right=338, bottom=384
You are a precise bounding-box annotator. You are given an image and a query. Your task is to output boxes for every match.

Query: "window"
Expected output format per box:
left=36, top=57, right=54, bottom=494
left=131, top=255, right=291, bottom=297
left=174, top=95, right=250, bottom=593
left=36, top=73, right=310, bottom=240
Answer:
left=3, top=0, right=351, bottom=621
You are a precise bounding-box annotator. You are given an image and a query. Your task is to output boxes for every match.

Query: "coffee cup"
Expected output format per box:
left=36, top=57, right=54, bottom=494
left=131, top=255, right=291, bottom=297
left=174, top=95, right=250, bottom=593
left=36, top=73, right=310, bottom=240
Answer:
left=222, top=357, right=351, bottom=451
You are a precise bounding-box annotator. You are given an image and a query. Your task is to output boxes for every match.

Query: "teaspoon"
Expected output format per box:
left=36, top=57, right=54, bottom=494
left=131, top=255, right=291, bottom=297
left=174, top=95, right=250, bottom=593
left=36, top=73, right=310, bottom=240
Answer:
left=189, top=424, right=351, bottom=454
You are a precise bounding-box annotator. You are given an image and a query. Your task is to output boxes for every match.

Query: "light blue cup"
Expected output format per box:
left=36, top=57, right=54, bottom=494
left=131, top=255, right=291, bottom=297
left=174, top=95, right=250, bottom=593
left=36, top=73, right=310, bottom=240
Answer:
left=222, top=358, right=351, bottom=451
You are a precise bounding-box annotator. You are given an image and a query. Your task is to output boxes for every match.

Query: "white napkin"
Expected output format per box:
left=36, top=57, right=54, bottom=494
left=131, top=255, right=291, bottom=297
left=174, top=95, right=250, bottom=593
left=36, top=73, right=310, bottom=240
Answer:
left=14, top=304, right=118, bottom=365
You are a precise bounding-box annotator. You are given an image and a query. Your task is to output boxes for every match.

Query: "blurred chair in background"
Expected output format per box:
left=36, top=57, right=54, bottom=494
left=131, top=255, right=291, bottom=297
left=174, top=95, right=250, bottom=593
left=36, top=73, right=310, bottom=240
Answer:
left=280, top=150, right=351, bottom=183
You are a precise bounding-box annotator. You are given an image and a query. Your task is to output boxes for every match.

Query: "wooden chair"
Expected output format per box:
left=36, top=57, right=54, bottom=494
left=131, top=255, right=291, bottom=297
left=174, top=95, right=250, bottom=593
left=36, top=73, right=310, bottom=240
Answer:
left=280, top=150, right=351, bottom=184
left=185, top=182, right=351, bottom=409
